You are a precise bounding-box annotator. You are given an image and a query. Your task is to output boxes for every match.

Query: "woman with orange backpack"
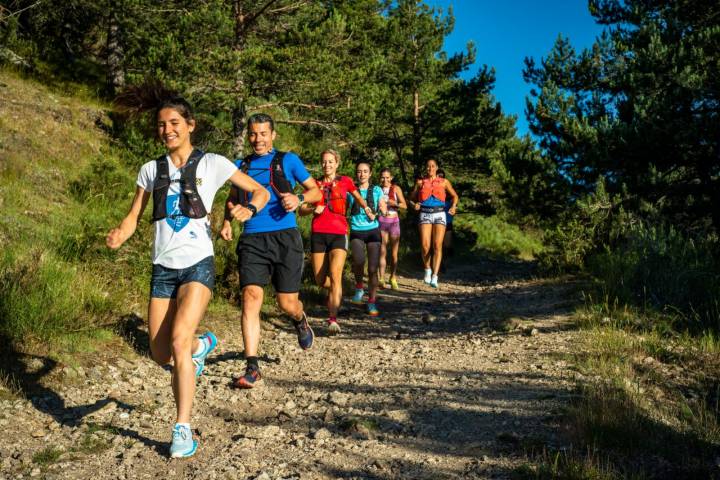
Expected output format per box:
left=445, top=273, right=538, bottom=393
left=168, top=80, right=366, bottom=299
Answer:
left=410, top=159, right=458, bottom=288
left=299, top=149, right=370, bottom=334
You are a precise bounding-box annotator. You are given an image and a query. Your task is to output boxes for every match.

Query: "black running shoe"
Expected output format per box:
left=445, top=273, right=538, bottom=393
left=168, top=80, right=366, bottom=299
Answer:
left=294, top=311, right=314, bottom=350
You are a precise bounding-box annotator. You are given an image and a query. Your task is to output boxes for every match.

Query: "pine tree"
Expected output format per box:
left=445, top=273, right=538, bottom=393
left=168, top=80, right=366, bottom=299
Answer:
left=525, top=0, right=720, bottom=230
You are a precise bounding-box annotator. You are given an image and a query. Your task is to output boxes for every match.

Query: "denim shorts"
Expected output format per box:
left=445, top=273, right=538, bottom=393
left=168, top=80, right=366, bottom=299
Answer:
left=150, top=256, right=215, bottom=299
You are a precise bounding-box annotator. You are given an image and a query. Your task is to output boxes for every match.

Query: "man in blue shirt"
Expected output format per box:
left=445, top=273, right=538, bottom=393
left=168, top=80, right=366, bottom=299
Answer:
left=221, top=113, right=321, bottom=388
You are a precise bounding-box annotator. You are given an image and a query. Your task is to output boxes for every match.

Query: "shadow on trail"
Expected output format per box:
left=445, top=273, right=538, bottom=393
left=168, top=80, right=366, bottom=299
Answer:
left=228, top=368, right=572, bottom=479
left=327, top=276, right=582, bottom=341
left=0, top=332, right=164, bottom=454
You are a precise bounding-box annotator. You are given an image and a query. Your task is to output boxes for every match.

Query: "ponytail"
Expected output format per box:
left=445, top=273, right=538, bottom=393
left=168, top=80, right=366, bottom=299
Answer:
left=114, top=80, right=194, bottom=124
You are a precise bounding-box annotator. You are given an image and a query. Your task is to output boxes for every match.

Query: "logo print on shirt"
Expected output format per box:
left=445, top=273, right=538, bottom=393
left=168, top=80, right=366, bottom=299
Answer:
left=165, top=194, right=189, bottom=232
left=189, top=231, right=197, bottom=239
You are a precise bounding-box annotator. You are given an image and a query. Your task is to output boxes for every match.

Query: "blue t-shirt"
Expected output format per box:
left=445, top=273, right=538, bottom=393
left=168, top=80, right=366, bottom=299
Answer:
left=235, top=149, right=311, bottom=234
left=422, top=196, right=445, bottom=208
left=348, top=185, right=383, bottom=231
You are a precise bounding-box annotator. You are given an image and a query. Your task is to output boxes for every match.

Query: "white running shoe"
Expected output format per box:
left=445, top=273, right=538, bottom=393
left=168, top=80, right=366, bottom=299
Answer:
left=430, top=275, right=439, bottom=288
left=423, top=268, right=432, bottom=284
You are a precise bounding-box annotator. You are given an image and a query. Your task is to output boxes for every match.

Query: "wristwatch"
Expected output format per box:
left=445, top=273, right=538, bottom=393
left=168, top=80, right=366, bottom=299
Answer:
left=297, top=193, right=305, bottom=204
left=246, top=203, right=257, bottom=217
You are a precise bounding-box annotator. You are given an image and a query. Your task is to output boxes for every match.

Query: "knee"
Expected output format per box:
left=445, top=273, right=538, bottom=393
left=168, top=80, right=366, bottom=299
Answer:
left=277, top=296, right=301, bottom=315
left=242, top=286, right=263, bottom=307
left=171, top=333, right=193, bottom=356
left=149, top=346, right=171, bottom=366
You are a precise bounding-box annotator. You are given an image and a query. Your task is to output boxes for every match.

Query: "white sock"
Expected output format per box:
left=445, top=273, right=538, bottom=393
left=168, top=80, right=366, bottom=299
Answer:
left=193, top=338, right=205, bottom=356
left=175, top=422, right=191, bottom=430
left=431, top=274, right=438, bottom=282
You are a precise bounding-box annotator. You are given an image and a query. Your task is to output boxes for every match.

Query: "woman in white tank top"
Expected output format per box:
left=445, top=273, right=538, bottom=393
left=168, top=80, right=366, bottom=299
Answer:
left=378, top=168, right=407, bottom=290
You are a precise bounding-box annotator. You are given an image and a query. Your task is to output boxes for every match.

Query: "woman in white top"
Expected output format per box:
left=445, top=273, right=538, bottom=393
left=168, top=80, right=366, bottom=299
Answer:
left=377, top=168, right=407, bottom=290
left=106, top=84, right=268, bottom=458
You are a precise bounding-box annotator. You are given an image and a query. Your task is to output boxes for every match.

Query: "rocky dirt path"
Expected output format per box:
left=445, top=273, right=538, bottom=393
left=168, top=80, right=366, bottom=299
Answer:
left=0, top=259, right=583, bottom=479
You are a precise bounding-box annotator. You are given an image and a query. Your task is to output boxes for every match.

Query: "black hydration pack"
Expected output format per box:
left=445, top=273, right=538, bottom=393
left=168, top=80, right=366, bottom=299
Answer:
left=235, top=150, right=292, bottom=205
left=151, top=149, right=208, bottom=222
left=350, top=183, right=376, bottom=216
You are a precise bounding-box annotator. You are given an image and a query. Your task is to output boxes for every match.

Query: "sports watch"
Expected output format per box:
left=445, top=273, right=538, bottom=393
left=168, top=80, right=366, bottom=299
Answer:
left=246, top=203, right=258, bottom=217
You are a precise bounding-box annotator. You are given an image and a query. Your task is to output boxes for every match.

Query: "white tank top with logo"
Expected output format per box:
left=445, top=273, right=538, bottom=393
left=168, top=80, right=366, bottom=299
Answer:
left=380, top=186, right=399, bottom=218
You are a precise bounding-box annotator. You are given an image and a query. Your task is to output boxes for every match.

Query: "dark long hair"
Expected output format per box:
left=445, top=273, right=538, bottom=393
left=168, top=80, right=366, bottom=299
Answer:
left=114, top=80, right=195, bottom=125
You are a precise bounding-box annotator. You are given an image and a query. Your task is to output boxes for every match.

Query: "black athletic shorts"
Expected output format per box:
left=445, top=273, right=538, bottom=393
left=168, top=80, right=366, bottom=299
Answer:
left=237, top=228, right=304, bottom=293
left=310, top=232, right=348, bottom=253
left=349, top=228, right=382, bottom=244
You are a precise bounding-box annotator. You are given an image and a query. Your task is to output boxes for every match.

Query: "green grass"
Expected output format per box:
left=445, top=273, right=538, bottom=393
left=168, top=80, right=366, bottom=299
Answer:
left=32, top=446, right=63, bottom=467
left=557, top=300, right=720, bottom=478
left=586, top=223, right=720, bottom=332
left=455, top=213, right=545, bottom=260
left=513, top=449, right=623, bottom=480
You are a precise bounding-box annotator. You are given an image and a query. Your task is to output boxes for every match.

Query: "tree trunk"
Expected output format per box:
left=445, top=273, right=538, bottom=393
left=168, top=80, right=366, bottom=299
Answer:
left=232, top=103, right=247, bottom=158
left=392, top=128, right=409, bottom=191
left=106, top=12, right=125, bottom=95
left=233, top=0, right=246, bottom=48
left=412, top=88, right=421, bottom=177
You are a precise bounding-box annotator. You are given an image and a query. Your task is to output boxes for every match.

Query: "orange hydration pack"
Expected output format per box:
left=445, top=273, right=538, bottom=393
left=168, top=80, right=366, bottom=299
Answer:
left=418, top=176, right=446, bottom=202
left=317, top=177, right=347, bottom=215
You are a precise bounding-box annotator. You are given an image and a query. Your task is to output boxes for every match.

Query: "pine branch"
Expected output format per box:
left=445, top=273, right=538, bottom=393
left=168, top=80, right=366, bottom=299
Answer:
left=0, top=1, right=41, bottom=24
left=275, top=118, right=336, bottom=130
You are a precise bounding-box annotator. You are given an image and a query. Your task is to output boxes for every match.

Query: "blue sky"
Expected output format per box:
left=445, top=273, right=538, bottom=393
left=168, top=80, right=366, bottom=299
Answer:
left=427, top=1, right=605, bottom=135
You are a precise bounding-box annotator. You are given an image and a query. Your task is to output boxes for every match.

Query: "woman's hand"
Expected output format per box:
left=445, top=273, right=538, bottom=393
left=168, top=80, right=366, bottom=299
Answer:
left=106, top=228, right=127, bottom=249
left=413, top=202, right=421, bottom=211
left=449, top=206, right=457, bottom=216
left=365, top=206, right=376, bottom=221
left=220, top=221, right=233, bottom=241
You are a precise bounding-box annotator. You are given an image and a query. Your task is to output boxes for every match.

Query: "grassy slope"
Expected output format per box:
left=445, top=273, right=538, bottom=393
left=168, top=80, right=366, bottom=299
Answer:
left=0, top=69, right=147, bottom=349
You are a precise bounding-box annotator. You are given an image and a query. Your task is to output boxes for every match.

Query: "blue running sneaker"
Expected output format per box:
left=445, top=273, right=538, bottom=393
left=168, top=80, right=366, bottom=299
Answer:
left=192, top=331, right=218, bottom=377
left=170, top=424, right=197, bottom=458
left=294, top=311, right=314, bottom=350
left=351, top=288, right=365, bottom=304
left=367, top=303, right=379, bottom=317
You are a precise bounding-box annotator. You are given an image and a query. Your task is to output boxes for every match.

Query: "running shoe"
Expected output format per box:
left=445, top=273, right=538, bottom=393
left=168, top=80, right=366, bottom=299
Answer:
left=294, top=311, right=314, bottom=350
left=170, top=424, right=198, bottom=458
left=327, top=318, right=341, bottom=335
left=390, top=278, right=399, bottom=290
left=367, top=303, right=380, bottom=316
left=430, top=275, right=439, bottom=289
left=423, top=268, right=432, bottom=284
left=232, top=364, right=263, bottom=389
left=192, top=331, right=218, bottom=377
left=351, top=288, right=365, bottom=304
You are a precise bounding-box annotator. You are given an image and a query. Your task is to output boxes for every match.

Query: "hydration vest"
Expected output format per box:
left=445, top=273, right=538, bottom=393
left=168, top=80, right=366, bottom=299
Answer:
left=151, top=149, right=207, bottom=222
left=351, top=183, right=376, bottom=216
left=418, top=176, right=446, bottom=203
left=317, top=176, right=348, bottom=215
left=235, top=151, right=292, bottom=205
left=383, top=185, right=398, bottom=214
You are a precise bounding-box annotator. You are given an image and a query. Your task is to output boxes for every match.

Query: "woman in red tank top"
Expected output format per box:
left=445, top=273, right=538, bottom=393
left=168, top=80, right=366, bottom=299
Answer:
left=299, top=149, right=369, bottom=334
left=410, top=158, right=459, bottom=288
